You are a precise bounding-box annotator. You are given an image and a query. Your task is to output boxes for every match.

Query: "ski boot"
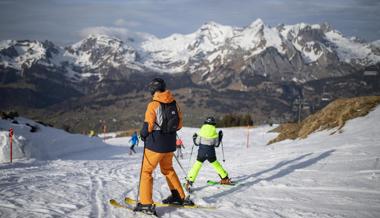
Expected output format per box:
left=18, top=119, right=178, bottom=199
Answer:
left=183, top=196, right=195, bottom=206
left=133, top=203, right=158, bottom=216
left=162, top=190, right=183, bottom=205
left=162, top=190, right=195, bottom=206
left=220, top=176, right=233, bottom=185
left=184, top=180, right=193, bottom=193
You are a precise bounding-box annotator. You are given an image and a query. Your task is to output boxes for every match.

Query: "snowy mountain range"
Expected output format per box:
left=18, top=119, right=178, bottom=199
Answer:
left=1, top=19, right=379, bottom=92
left=1, top=19, right=380, bottom=132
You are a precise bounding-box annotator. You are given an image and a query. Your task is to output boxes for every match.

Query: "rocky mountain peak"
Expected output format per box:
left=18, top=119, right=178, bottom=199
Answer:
left=248, top=18, right=265, bottom=29
left=72, top=34, right=123, bottom=50
left=65, top=34, right=137, bottom=70
left=0, top=39, right=49, bottom=70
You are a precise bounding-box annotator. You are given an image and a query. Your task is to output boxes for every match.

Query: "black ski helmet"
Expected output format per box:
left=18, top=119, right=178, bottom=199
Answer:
left=148, top=78, right=166, bottom=95
left=204, top=116, right=216, bottom=126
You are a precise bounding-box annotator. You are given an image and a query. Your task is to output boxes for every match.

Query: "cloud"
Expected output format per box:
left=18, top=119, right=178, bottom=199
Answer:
left=79, top=26, right=130, bottom=39
left=114, top=18, right=141, bottom=27
left=354, top=0, right=380, bottom=6
left=114, top=18, right=127, bottom=26
left=78, top=26, right=155, bottom=43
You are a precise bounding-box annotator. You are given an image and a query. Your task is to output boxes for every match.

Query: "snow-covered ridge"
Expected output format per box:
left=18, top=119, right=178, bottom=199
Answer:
left=0, top=117, right=106, bottom=162
left=325, top=31, right=380, bottom=65
left=1, top=19, right=379, bottom=82
left=139, top=19, right=379, bottom=71
left=0, top=40, right=48, bottom=70
left=66, top=34, right=139, bottom=69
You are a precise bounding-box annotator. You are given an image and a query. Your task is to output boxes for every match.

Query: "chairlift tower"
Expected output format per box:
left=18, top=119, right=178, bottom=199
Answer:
left=294, top=95, right=304, bottom=124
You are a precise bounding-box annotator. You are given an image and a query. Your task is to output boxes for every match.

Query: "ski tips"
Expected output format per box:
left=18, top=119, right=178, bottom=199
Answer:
left=125, top=197, right=136, bottom=205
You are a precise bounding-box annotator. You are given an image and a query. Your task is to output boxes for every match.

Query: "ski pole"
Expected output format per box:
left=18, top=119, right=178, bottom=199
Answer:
left=136, top=143, right=146, bottom=203
left=221, top=141, right=225, bottom=162
left=173, top=153, right=187, bottom=176
left=188, top=143, right=194, bottom=168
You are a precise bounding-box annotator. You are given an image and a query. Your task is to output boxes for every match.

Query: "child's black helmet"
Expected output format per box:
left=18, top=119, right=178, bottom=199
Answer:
left=148, top=78, right=166, bottom=95
left=204, top=116, right=216, bottom=126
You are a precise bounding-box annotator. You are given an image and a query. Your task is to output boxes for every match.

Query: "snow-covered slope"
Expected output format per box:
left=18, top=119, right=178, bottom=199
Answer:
left=0, top=117, right=106, bottom=162
left=1, top=106, right=380, bottom=217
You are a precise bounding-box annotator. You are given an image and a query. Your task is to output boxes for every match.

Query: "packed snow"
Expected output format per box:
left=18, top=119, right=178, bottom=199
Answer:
left=1, top=106, right=380, bottom=217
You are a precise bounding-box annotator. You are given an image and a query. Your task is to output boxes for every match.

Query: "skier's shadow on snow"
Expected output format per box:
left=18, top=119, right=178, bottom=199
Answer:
left=201, top=149, right=335, bottom=203
left=0, top=160, right=47, bottom=170
left=191, top=152, right=314, bottom=193
left=156, top=207, right=178, bottom=217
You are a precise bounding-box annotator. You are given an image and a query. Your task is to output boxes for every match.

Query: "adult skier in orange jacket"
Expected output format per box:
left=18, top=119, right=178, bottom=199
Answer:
left=134, top=78, right=193, bottom=215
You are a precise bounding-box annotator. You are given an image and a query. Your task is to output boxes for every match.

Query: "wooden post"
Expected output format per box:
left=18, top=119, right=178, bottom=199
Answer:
left=9, top=128, right=13, bottom=163
left=103, top=122, right=107, bottom=141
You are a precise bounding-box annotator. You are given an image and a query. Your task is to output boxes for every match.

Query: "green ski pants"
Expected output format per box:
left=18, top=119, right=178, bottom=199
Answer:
left=187, top=160, right=228, bottom=182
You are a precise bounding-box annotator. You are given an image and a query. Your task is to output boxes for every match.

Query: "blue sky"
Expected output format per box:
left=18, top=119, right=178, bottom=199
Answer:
left=0, top=0, right=379, bottom=44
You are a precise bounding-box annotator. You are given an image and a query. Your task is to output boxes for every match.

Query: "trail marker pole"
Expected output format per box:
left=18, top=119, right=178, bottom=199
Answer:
left=103, top=122, right=107, bottom=142
left=246, top=125, right=250, bottom=148
left=9, top=128, right=13, bottom=163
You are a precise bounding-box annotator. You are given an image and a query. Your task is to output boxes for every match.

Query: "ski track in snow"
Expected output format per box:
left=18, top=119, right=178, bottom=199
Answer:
left=1, top=108, right=380, bottom=217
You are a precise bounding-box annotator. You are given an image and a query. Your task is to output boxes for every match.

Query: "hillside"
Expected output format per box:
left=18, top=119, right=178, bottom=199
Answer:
left=268, top=96, right=380, bottom=144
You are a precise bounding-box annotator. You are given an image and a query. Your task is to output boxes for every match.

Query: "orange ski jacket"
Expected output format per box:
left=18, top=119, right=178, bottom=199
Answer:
left=140, top=90, right=183, bottom=153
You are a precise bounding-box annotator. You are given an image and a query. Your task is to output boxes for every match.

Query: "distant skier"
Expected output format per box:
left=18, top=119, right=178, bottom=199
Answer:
left=129, top=131, right=139, bottom=155
left=185, top=116, right=232, bottom=192
left=134, top=78, right=194, bottom=216
left=175, top=136, right=185, bottom=159
left=88, top=130, right=96, bottom=137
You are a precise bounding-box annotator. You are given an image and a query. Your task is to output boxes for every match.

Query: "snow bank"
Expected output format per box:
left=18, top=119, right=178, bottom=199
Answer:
left=0, top=117, right=107, bottom=162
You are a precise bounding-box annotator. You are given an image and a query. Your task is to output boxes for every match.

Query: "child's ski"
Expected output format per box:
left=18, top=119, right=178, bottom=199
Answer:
left=207, top=180, right=236, bottom=186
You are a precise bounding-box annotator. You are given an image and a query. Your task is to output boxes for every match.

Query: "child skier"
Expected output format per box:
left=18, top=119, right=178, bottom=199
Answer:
left=176, top=136, right=185, bottom=159
left=129, top=131, right=139, bottom=155
left=185, top=116, right=232, bottom=192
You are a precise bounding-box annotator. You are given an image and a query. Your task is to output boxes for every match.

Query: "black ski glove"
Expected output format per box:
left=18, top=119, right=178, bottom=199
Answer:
left=192, top=133, right=199, bottom=146
left=140, top=122, right=149, bottom=142
left=216, top=130, right=223, bottom=147
left=218, top=130, right=223, bottom=141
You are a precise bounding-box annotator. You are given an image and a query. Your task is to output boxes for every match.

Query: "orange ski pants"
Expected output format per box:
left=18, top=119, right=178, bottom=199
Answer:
left=139, top=148, right=185, bottom=204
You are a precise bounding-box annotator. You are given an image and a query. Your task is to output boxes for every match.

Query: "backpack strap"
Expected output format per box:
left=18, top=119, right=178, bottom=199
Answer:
left=153, top=100, right=178, bottom=133
left=153, top=100, right=163, bottom=130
